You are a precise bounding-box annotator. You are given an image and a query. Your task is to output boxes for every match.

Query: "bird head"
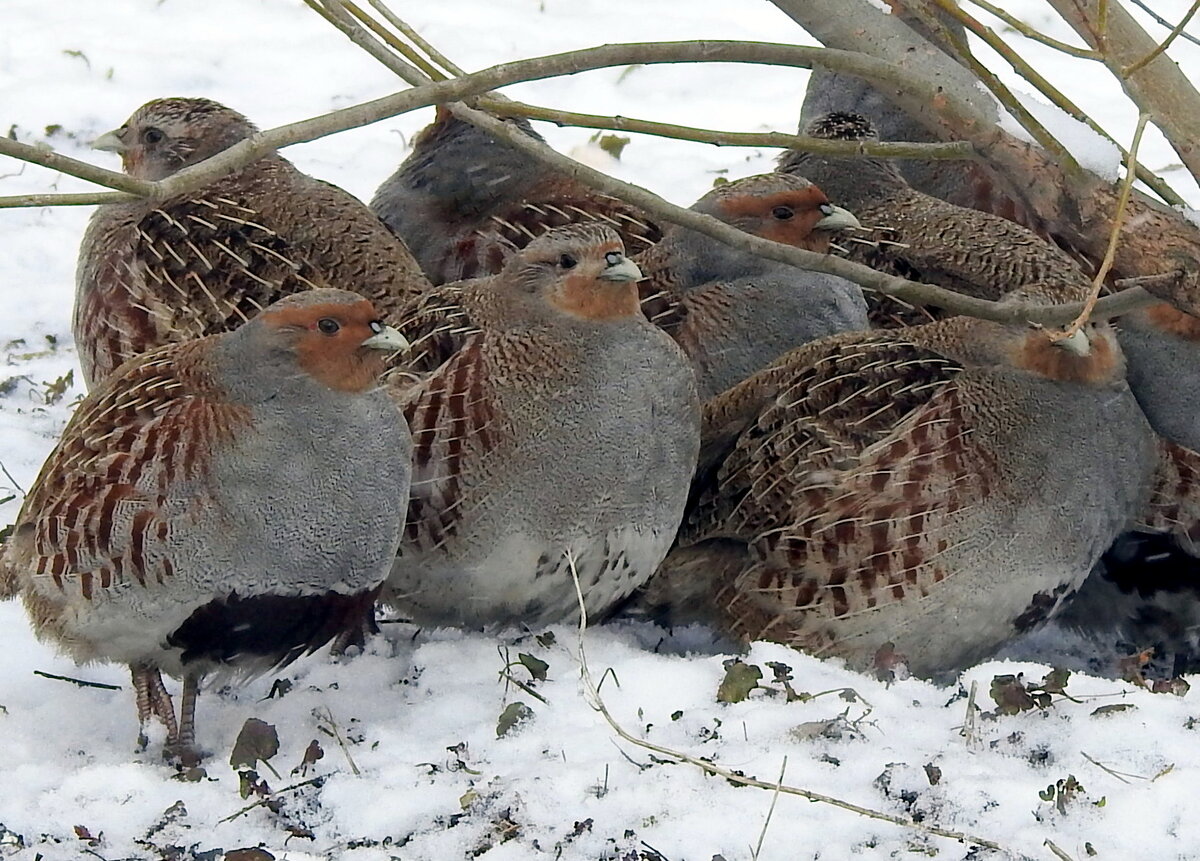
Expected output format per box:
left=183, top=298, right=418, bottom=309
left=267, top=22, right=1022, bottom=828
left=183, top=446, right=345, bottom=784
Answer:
left=92, top=97, right=258, bottom=181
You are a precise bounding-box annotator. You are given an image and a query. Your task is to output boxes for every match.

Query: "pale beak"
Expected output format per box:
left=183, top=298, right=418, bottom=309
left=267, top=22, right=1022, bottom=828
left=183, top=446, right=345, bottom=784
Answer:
left=1056, top=327, right=1092, bottom=357
left=813, top=204, right=860, bottom=232
left=599, top=257, right=643, bottom=283
left=362, top=325, right=410, bottom=351
left=91, top=129, right=127, bottom=153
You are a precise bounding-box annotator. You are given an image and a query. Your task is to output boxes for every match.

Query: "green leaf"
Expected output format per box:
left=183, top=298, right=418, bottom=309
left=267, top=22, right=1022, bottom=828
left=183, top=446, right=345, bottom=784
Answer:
left=497, top=702, right=533, bottom=737
left=517, top=652, right=549, bottom=681
left=716, top=659, right=762, bottom=704
left=229, top=718, right=279, bottom=772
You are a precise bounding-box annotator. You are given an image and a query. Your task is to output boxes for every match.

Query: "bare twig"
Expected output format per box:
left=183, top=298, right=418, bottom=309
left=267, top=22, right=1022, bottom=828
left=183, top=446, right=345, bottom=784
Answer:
left=1045, top=839, right=1076, bottom=861
left=751, top=756, right=788, bottom=860
left=218, top=775, right=326, bottom=823
left=1122, top=0, right=1200, bottom=76
left=963, top=0, right=1101, bottom=58
left=33, top=670, right=121, bottom=691
left=1081, top=750, right=1151, bottom=783
left=318, top=4, right=1159, bottom=326
left=313, top=706, right=361, bottom=776
left=1058, top=112, right=1150, bottom=338
left=0, top=460, right=27, bottom=497
left=936, top=0, right=1185, bottom=207
left=563, top=551, right=1007, bottom=853
left=914, top=1, right=1083, bottom=178
left=1049, top=0, right=1200, bottom=184
left=0, top=40, right=996, bottom=210
left=960, top=680, right=979, bottom=747
left=1127, top=0, right=1200, bottom=47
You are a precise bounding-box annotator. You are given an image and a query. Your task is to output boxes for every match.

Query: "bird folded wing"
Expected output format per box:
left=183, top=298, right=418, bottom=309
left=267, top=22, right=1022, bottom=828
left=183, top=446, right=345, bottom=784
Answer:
left=720, top=381, right=996, bottom=645
left=399, top=339, right=505, bottom=553
left=12, top=345, right=251, bottom=600
left=686, top=332, right=964, bottom=544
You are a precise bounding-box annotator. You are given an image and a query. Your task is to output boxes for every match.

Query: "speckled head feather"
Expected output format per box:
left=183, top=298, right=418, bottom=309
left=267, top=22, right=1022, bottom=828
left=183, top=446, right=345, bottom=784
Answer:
left=93, top=97, right=259, bottom=181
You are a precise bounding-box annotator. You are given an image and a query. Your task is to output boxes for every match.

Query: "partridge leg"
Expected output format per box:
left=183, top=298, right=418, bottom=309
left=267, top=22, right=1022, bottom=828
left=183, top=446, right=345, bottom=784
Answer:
left=168, top=673, right=202, bottom=766
left=130, top=663, right=178, bottom=752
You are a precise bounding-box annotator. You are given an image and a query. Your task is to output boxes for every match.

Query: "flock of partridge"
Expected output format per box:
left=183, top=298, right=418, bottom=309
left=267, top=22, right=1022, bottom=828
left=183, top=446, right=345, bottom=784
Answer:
left=1, top=65, right=1197, bottom=765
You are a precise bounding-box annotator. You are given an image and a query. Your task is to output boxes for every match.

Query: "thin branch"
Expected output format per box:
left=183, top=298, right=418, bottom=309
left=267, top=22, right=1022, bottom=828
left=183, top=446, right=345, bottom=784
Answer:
left=0, top=137, right=148, bottom=195
left=0, top=191, right=136, bottom=209
left=1045, top=839, right=1077, bottom=861
left=0, top=40, right=999, bottom=209
left=914, top=1, right=1084, bottom=179
left=33, top=670, right=122, bottom=691
left=313, top=5, right=1158, bottom=326
left=218, top=775, right=326, bottom=823
left=0, top=459, right=27, bottom=497
left=477, top=100, right=976, bottom=159
left=1122, top=0, right=1200, bottom=76
left=563, top=552, right=1008, bottom=853
left=1049, top=0, right=1200, bottom=184
left=1059, top=112, right=1150, bottom=338
left=935, top=0, right=1185, bottom=207
left=1127, top=0, right=1200, bottom=47
left=963, top=0, right=1101, bottom=58
left=751, top=756, right=788, bottom=860
left=448, top=98, right=1155, bottom=326
left=341, top=0, right=449, bottom=81
left=368, top=0, right=465, bottom=76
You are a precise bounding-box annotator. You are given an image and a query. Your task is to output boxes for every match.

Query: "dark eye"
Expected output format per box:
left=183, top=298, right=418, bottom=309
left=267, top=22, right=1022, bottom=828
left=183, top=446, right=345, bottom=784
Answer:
left=558, top=253, right=577, bottom=270
left=772, top=206, right=795, bottom=220
left=142, top=127, right=164, bottom=145
left=317, top=317, right=340, bottom=335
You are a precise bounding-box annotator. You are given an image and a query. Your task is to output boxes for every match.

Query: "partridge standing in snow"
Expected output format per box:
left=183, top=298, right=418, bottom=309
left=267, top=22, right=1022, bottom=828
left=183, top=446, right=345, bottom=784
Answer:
left=76, top=97, right=429, bottom=388
left=633, top=172, right=866, bottom=398
left=650, top=305, right=1154, bottom=677
left=370, top=106, right=661, bottom=285
left=4, top=290, right=411, bottom=761
left=779, top=112, right=1091, bottom=326
left=387, top=223, right=699, bottom=627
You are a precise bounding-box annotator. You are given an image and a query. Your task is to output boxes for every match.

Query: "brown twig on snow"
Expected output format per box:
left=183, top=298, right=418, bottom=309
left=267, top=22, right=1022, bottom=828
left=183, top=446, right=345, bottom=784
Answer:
left=562, top=551, right=1009, bottom=853
left=33, top=670, right=122, bottom=691
left=1122, top=0, right=1200, bottom=76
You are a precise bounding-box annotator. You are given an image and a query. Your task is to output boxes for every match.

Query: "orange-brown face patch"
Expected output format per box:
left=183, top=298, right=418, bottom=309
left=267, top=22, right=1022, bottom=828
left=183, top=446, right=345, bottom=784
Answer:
left=548, top=270, right=641, bottom=321
left=265, top=299, right=391, bottom=392
left=721, top=187, right=836, bottom=252
left=1143, top=302, right=1200, bottom=341
left=1015, top=328, right=1121, bottom=384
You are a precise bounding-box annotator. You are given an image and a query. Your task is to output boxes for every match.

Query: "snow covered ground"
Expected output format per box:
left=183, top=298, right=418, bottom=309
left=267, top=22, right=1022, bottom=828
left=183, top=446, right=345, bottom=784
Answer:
left=2, top=1, right=1200, bottom=858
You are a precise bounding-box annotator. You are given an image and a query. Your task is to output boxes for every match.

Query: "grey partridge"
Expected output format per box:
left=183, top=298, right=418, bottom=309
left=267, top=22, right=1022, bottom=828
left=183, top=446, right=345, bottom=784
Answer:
left=370, top=106, right=661, bottom=285
left=632, top=172, right=868, bottom=399
left=779, top=111, right=1092, bottom=327
left=650, top=308, right=1154, bottom=677
left=76, top=97, right=429, bottom=389
left=386, top=223, right=700, bottom=628
left=3, top=289, right=412, bottom=761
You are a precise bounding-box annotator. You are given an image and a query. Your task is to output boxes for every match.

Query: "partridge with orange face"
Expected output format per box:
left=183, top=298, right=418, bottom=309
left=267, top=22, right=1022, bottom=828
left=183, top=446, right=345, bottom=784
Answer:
left=370, top=107, right=661, bottom=285
left=633, top=172, right=866, bottom=398
left=4, top=290, right=411, bottom=761
left=386, top=223, right=699, bottom=627
left=779, top=112, right=1091, bottom=326
left=649, top=302, right=1154, bottom=677
left=76, top=97, right=428, bottom=388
